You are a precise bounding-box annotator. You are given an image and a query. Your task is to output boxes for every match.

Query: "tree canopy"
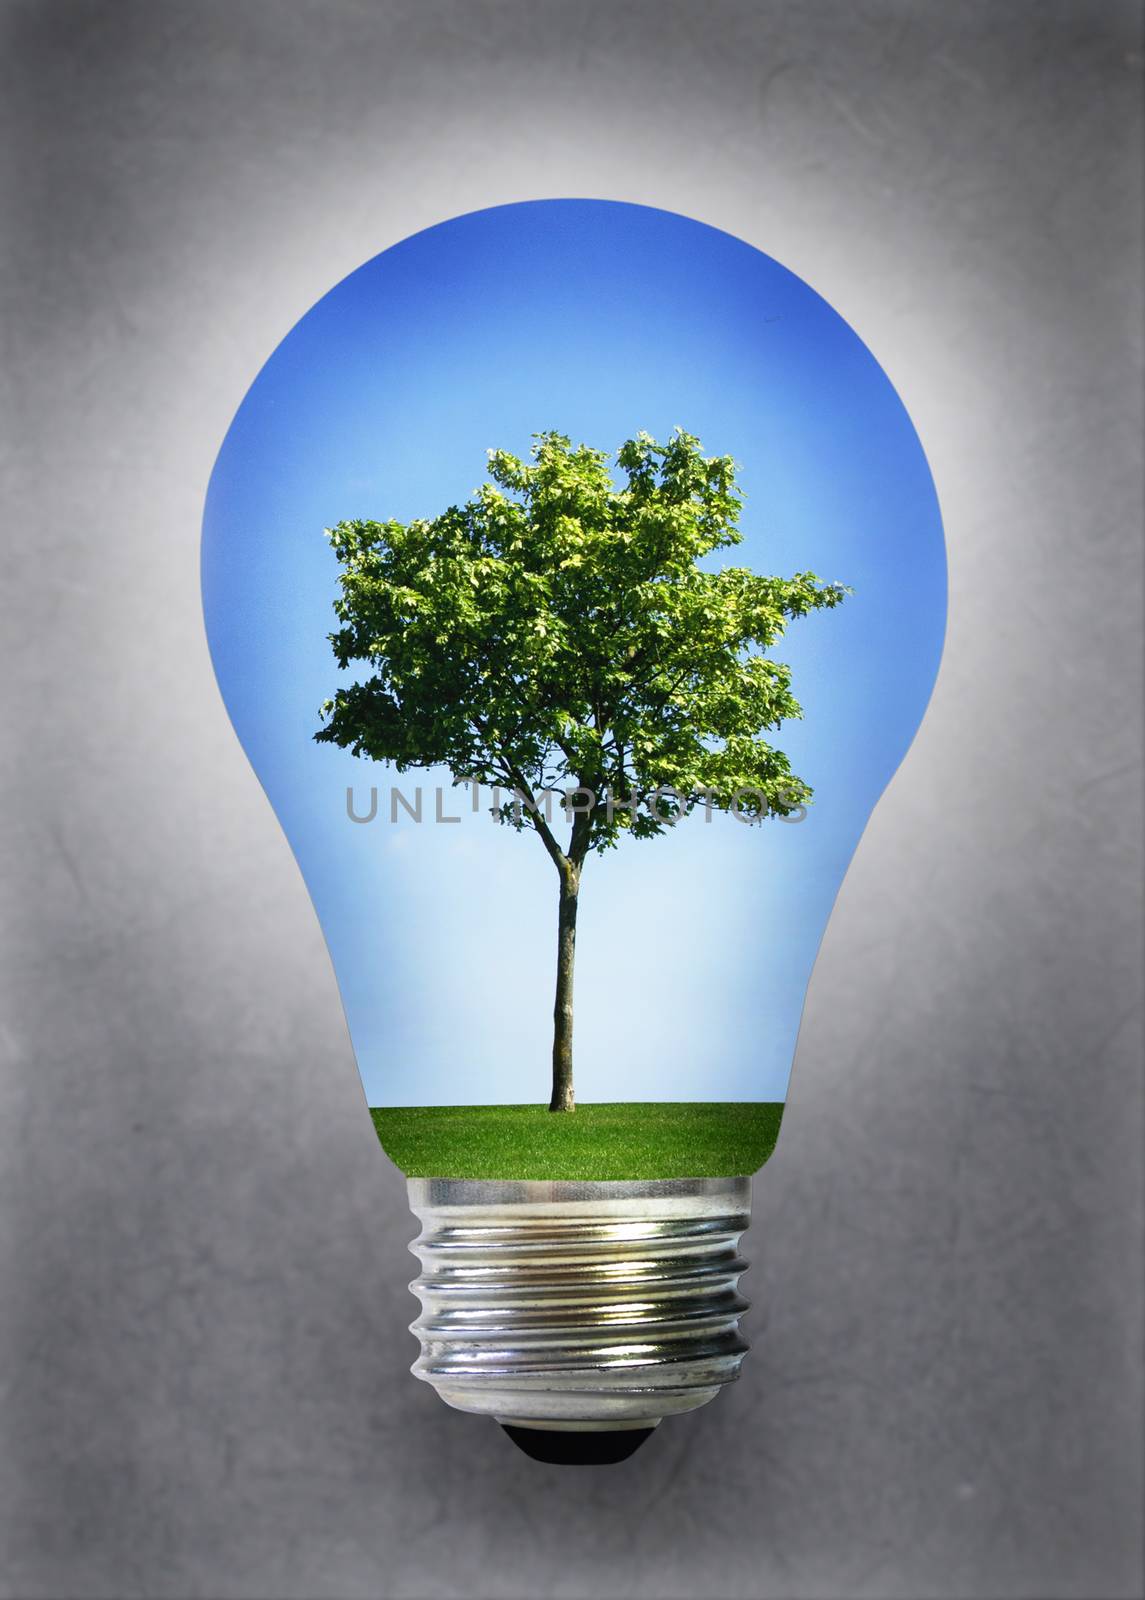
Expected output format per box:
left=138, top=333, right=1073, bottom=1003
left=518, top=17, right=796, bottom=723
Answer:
left=316, top=429, right=847, bottom=860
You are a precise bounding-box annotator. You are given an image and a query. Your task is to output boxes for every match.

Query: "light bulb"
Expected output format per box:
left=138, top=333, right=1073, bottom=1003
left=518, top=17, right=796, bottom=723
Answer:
left=202, top=200, right=946, bottom=1464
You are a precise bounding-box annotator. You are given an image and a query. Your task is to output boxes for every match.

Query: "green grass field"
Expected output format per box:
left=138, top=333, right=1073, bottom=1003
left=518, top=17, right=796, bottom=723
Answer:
left=370, top=1101, right=783, bottom=1181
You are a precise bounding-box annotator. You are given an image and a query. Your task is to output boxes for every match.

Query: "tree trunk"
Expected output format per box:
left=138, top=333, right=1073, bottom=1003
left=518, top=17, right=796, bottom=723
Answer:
left=549, top=866, right=579, bottom=1112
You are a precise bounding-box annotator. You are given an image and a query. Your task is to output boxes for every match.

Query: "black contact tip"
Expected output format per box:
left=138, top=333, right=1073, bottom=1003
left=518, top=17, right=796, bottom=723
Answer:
left=501, top=1424, right=655, bottom=1465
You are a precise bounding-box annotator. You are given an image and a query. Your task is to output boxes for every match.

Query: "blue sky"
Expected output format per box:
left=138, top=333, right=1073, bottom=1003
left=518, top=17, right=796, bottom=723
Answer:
left=202, top=200, right=946, bottom=1106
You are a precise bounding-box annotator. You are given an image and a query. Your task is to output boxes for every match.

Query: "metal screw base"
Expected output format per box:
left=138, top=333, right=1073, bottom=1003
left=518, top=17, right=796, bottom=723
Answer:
left=407, top=1175, right=751, bottom=1432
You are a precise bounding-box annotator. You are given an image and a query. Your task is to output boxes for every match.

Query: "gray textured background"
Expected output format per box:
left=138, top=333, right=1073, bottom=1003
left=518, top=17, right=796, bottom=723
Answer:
left=1, top=3, right=1142, bottom=1597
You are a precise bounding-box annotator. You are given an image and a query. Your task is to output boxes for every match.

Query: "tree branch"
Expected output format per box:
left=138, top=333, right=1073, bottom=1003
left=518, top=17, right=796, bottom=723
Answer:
left=503, top=758, right=568, bottom=875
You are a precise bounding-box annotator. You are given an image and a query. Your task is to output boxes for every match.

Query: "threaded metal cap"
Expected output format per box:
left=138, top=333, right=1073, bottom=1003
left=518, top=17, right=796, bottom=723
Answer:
left=407, top=1175, right=752, bottom=1437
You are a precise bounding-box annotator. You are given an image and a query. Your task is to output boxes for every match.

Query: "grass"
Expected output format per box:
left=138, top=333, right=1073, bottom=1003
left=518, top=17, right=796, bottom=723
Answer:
left=370, top=1101, right=783, bottom=1181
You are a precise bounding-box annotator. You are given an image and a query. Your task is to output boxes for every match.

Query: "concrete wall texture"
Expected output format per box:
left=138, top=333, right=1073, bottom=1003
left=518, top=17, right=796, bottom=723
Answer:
left=0, top=4, right=1141, bottom=1596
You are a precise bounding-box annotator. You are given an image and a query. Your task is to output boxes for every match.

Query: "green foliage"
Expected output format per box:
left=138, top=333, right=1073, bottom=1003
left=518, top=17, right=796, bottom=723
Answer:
left=317, top=429, right=847, bottom=860
left=371, top=1101, right=784, bottom=1181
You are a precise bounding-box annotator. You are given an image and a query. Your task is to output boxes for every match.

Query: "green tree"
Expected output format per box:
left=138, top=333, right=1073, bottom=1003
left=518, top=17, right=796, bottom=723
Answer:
left=317, top=430, right=847, bottom=1111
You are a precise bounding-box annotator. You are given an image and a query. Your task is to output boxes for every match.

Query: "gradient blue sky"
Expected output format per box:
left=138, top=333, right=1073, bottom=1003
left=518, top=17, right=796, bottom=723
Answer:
left=202, top=200, right=946, bottom=1106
